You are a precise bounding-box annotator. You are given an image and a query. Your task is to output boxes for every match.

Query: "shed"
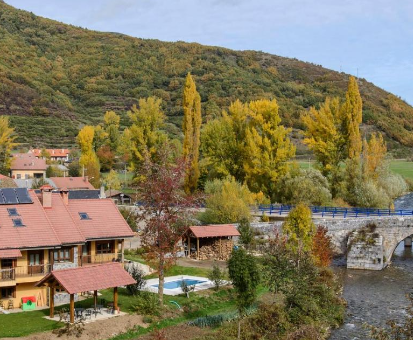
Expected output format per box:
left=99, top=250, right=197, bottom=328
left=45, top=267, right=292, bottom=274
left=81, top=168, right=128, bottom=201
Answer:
left=183, top=225, right=240, bottom=261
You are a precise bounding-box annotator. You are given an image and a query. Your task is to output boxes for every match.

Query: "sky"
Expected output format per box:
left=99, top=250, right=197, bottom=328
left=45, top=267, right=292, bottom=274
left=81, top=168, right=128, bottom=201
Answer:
left=6, top=0, right=413, bottom=105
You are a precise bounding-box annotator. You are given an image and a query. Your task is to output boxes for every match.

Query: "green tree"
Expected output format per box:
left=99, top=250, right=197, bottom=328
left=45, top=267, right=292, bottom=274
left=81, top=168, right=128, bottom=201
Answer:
left=103, top=110, right=120, bottom=151
left=342, top=76, right=363, bottom=160
left=208, top=263, right=225, bottom=291
left=201, top=177, right=256, bottom=224
left=283, top=203, right=315, bottom=255
left=0, top=116, right=17, bottom=175
left=104, top=169, right=121, bottom=197
left=182, top=73, right=202, bottom=193
left=238, top=218, right=254, bottom=246
left=128, top=97, right=167, bottom=175
left=228, top=248, right=260, bottom=339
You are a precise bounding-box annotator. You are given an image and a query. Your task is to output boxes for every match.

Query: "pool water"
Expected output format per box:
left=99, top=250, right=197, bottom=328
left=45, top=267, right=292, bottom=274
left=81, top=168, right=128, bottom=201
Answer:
left=152, top=279, right=206, bottom=289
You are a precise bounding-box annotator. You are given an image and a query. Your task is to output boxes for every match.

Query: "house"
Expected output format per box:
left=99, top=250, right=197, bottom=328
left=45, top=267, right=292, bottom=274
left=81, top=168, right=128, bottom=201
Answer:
left=182, top=225, right=240, bottom=261
left=10, top=154, right=47, bottom=180
left=50, top=177, right=95, bottom=190
left=29, top=149, right=71, bottom=162
left=105, top=190, right=132, bottom=205
left=0, top=186, right=134, bottom=309
left=13, top=178, right=56, bottom=189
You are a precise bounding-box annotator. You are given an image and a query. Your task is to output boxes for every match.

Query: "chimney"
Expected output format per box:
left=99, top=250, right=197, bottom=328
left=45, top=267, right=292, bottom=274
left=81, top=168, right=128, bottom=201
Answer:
left=60, top=187, right=69, bottom=206
left=84, top=175, right=88, bottom=183
left=99, top=186, right=106, bottom=199
left=40, top=185, right=53, bottom=208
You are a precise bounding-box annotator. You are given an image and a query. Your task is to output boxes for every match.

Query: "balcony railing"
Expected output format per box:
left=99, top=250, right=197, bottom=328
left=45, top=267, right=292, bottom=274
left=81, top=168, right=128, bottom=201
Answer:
left=0, top=264, right=51, bottom=282
left=79, top=253, right=122, bottom=266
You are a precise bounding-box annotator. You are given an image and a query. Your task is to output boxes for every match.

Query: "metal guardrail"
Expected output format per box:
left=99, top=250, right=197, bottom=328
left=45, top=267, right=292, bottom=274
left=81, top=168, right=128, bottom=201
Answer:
left=259, top=204, right=413, bottom=218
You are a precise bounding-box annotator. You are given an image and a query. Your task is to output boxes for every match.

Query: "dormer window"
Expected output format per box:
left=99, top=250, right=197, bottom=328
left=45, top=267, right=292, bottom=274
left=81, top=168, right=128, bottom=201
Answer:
left=79, top=212, right=91, bottom=220
left=7, top=208, right=19, bottom=216
left=12, top=219, right=25, bottom=227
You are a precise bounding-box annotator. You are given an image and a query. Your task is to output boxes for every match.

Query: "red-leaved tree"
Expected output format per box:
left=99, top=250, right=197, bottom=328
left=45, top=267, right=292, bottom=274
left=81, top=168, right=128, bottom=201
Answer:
left=312, top=226, right=333, bottom=267
left=137, top=148, right=197, bottom=307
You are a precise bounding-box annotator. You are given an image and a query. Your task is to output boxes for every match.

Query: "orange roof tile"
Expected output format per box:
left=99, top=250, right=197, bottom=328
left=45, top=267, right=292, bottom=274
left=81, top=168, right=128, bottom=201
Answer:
left=36, top=263, right=136, bottom=294
left=189, top=225, right=240, bottom=238
left=11, top=155, right=48, bottom=171
left=30, top=149, right=70, bottom=158
left=67, top=199, right=135, bottom=240
left=51, top=177, right=95, bottom=190
left=0, top=249, right=22, bottom=258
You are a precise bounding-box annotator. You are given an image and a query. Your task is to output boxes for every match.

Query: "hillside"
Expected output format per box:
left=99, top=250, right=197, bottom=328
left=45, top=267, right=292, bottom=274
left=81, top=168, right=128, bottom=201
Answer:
left=1, top=1, right=413, bottom=153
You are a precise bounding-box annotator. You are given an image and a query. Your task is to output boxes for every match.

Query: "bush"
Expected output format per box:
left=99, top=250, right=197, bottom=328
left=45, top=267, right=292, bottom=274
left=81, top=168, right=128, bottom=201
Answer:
left=378, top=172, right=408, bottom=199
left=312, top=226, right=333, bottom=267
left=126, top=265, right=146, bottom=296
left=180, top=279, right=195, bottom=298
left=276, top=169, right=332, bottom=206
left=133, top=291, right=160, bottom=315
left=238, top=218, right=254, bottom=246
left=200, top=177, right=256, bottom=223
left=208, top=263, right=225, bottom=291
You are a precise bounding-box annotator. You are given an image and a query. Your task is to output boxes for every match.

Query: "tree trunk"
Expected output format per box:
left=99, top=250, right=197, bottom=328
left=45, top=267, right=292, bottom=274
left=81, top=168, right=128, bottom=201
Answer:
left=158, top=253, right=165, bottom=308
left=237, top=320, right=241, bottom=339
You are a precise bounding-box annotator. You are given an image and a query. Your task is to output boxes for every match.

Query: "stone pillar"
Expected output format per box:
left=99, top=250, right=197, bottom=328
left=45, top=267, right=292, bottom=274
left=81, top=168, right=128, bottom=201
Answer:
left=405, top=237, right=412, bottom=247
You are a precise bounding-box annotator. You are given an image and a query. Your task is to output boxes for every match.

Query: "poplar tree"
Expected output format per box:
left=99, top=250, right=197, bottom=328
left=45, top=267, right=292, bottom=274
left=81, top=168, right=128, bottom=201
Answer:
left=0, top=116, right=17, bottom=175
left=342, top=76, right=363, bottom=160
left=362, top=132, right=387, bottom=180
left=103, top=110, right=120, bottom=151
left=77, top=125, right=100, bottom=187
left=182, top=73, right=202, bottom=193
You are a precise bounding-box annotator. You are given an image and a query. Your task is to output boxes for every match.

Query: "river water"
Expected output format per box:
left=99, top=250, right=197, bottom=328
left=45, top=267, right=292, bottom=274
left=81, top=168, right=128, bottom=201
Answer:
left=330, top=195, right=413, bottom=339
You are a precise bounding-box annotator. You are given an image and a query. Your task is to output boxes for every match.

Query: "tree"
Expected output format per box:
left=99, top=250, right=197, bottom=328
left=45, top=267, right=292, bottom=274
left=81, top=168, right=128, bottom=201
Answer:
left=96, top=145, right=115, bottom=172
left=128, top=97, right=167, bottom=176
left=282, top=203, right=315, bottom=255
left=244, top=99, right=296, bottom=200
left=363, top=132, right=387, bottom=180
left=126, top=265, right=146, bottom=296
left=201, top=177, right=256, bottom=224
left=228, top=248, right=260, bottom=339
left=118, top=128, right=133, bottom=163
left=40, top=148, right=51, bottom=164
left=341, top=76, right=363, bottom=160
left=208, top=263, right=225, bottom=291
left=238, top=218, right=254, bottom=246
left=77, top=126, right=100, bottom=188
left=0, top=116, right=17, bottom=175
left=182, top=73, right=202, bottom=193
left=137, top=148, right=196, bottom=307
left=312, top=226, right=333, bottom=267
left=302, top=97, right=345, bottom=194
left=104, top=169, right=121, bottom=197
left=103, top=110, right=120, bottom=151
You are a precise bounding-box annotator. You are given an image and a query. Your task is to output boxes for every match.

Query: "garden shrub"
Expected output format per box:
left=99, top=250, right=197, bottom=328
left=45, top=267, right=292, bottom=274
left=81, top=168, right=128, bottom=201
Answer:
left=207, top=263, right=226, bottom=291
left=133, top=291, right=160, bottom=315
left=126, top=265, right=146, bottom=296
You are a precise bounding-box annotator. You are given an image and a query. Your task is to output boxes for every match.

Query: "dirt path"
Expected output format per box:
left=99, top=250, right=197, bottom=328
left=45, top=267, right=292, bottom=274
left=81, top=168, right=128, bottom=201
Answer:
left=137, top=324, right=208, bottom=340
left=1, top=314, right=147, bottom=340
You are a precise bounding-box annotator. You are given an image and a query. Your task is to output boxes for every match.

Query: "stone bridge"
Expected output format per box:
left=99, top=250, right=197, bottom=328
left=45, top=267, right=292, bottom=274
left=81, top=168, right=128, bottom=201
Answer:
left=251, top=215, right=413, bottom=270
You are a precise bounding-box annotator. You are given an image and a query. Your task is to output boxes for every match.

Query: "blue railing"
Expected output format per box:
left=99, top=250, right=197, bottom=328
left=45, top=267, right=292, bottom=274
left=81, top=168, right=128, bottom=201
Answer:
left=258, top=204, right=413, bottom=218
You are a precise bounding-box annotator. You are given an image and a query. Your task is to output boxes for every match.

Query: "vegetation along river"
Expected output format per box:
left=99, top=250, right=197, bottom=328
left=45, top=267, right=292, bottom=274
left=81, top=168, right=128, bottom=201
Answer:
left=330, top=194, right=413, bottom=339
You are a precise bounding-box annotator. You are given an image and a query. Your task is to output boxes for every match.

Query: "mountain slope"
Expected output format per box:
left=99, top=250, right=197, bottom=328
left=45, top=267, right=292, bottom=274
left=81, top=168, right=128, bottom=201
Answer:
left=1, top=1, right=413, bottom=151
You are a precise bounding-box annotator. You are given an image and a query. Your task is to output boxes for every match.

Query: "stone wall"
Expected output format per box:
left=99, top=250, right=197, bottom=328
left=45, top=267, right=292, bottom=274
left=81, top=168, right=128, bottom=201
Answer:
left=347, top=232, right=384, bottom=270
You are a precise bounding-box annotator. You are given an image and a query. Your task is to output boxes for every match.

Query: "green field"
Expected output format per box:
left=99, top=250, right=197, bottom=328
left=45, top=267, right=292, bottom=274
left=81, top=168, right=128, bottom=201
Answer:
left=297, top=159, right=413, bottom=181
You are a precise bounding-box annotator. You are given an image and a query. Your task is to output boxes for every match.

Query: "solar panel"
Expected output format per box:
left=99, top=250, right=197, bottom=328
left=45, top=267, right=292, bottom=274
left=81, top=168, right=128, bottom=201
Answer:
left=1, top=188, right=18, bottom=204
left=7, top=208, right=19, bottom=216
left=0, top=190, right=5, bottom=205
left=12, top=218, right=25, bottom=227
left=15, top=188, right=33, bottom=204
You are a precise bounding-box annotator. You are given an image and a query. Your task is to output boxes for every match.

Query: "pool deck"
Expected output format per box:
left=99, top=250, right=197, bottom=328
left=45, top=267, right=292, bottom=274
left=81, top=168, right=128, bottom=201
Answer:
left=144, top=275, right=219, bottom=296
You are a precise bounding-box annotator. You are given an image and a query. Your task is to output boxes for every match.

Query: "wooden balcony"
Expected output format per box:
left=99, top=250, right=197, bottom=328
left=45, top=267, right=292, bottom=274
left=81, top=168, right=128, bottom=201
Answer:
left=79, top=253, right=122, bottom=266
left=0, top=264, right=52, bottom=285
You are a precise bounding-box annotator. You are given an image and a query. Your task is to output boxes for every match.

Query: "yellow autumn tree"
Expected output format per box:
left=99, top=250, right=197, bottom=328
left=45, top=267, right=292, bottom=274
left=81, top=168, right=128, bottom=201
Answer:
left=103, top=110, right=120, bottom=151
left=0, top=116, right=17, bottom=175
left=244, top=99, right=296, bottom=200
left=182, top=73, right=202, bottom=193
left=77, top=125, right=100, bottom=187
left=341, top=76, right=363, bottom=160
left=128, top=97, right=167, bottom=174
left=363, top=132, right=387, bottom=180
left=302, top=97, right=345, bottom=194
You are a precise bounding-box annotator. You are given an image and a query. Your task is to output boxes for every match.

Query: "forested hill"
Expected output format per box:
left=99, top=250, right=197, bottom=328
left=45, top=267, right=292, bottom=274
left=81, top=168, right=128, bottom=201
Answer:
left=1, top=1, right=413, bottom=150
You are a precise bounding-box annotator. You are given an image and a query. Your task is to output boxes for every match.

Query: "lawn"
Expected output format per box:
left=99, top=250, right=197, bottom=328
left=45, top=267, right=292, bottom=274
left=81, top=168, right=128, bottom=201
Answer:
left=297, top=159, right=413, bottom=181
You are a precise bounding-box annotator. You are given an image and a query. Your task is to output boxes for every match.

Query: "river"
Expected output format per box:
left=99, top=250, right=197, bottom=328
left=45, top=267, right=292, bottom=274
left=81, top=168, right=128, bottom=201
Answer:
left=330, top=194, right=413, bottom=339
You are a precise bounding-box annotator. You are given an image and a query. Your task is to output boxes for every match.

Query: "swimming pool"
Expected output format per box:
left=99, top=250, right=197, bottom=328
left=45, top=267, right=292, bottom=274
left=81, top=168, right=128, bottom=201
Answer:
left=152, top=279, right=206, bottom=289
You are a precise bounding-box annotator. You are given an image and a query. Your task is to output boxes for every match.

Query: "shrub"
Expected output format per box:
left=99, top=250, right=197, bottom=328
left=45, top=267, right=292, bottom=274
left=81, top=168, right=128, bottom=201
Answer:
left=133, top=291, right=160, bottom=315
left=200, top=177, right=256, bottom=223
left=126, top=265, right=146, bottom=296
left=378, top=172, right=408, bottom=199
left=208, top=263, right=225, bottom=291
left=260, top=212, right=269, bottom=222
left=238, top=218, right=254, bottom=246
left=180, top=279, right=195, bottom=298
left=312, top=226, right=333, bottom=267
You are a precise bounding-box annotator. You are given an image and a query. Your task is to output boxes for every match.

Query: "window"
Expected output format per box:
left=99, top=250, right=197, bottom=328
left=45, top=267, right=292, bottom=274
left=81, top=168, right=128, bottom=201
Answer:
left=53, top=247, right=72, bottom=263
left=16, top=174, right=21, bottom=179
left=1, top=287, right=16, bottom=299
left=7, top=208, right=19, bottom=216
left=79, top=212, right=90, bottom=220
left=25, top=174, right=30, bottom=179
left=12, top=219, right=24, bottom=227
left=96, top=241, right=114, bottom=254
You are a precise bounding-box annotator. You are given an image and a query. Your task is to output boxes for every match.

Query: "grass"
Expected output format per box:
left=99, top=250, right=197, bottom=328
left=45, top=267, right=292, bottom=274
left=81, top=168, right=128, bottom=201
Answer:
left=145, top=265, right=211, bottom=279
left=297, top=159, right=413, bottom=181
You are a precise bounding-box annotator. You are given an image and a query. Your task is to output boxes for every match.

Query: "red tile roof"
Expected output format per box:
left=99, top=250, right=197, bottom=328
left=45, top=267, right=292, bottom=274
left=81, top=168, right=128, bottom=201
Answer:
left=0, top=249, right=22, bottom=259
left=36, top=263, right=136, bottom=294
left=0, top=174, right=10, bottom=179
left=51, top=177, right=95, bottom=190
left=67, top=199, right=135, bottom=240
left=30, top=149, right=70, bottom=158
left=0, top=191, right=61, bottom=249
left=189, top=225, right=240, bottom=238
left=43, top=193, right=85, bottom=245
left=11, top=155, right=48, bottom=171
